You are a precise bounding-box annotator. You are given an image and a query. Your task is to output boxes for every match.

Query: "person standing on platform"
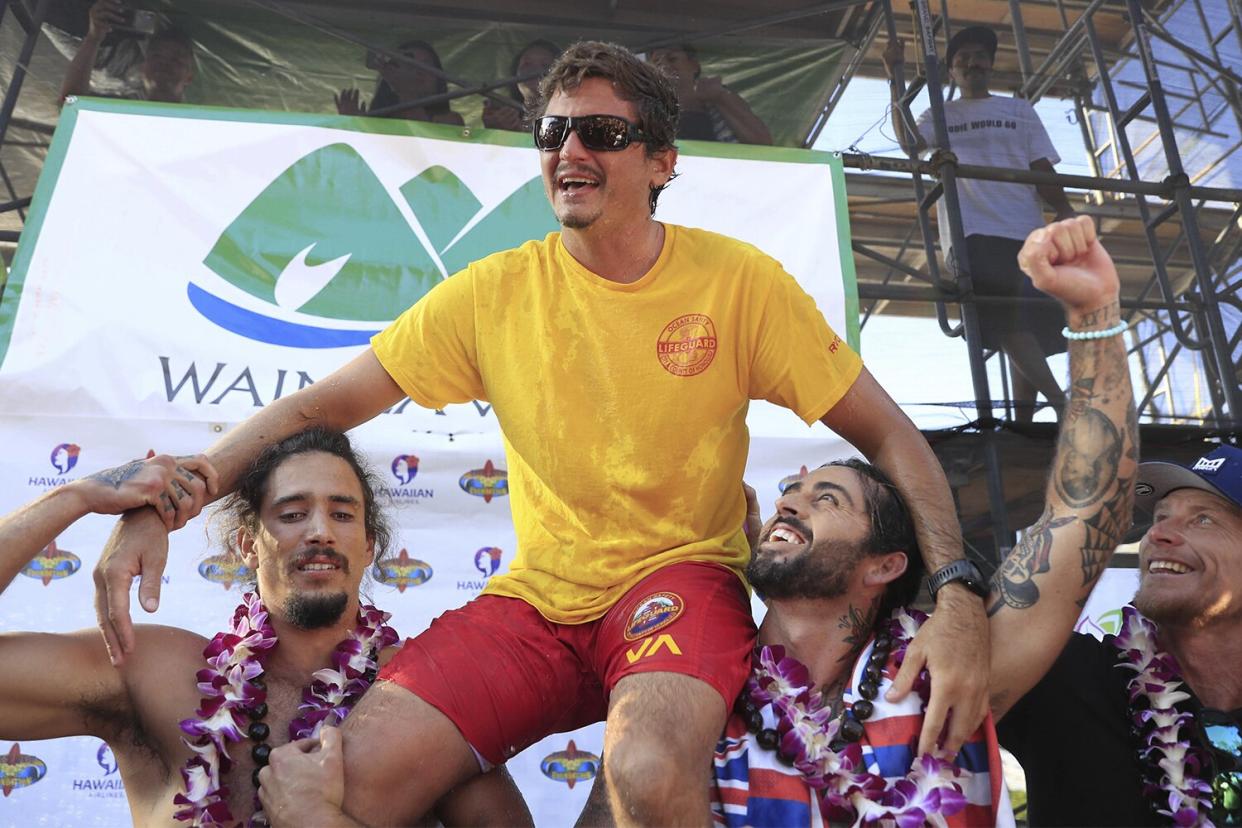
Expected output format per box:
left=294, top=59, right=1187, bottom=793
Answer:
left=884, top=26, right=1079, bottom=422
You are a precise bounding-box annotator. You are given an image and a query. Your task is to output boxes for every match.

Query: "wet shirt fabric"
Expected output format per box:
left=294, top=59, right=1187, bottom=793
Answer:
left=372, top=224, right=861, bottom=623
left=712, top=634, right=1013, bottom=826
left=998, top=632, right=1161, bottom=826
left=916, top=95, right=1059, bottom=251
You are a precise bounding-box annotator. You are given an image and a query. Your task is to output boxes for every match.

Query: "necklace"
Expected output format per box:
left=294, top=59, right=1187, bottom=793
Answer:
left=172, top=593, right=398, bottom=827
left=1113, top=605, right=1217, bottom=826
left=740, top=607, right=969, bottom=824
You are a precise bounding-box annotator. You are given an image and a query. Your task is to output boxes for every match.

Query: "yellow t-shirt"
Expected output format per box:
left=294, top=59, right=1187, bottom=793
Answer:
left=371, top=224, right=862, bottom=623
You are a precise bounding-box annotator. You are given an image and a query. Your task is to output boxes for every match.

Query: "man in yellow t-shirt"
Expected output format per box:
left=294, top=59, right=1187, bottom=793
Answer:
left=97, top=41, right=988, bottom=827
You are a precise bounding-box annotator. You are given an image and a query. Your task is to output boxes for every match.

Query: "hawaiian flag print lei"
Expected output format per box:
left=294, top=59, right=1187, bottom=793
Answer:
left=747, top=608, right=969, bottom=826
left=1114, top=605, right=1217, bottom=827
left=172, top=593, right=398, bottom=826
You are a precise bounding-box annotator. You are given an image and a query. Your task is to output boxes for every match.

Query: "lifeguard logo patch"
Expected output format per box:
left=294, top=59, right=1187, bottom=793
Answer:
left=656, top=314, right=717, bottom=377
left=624, top=591, right=685, bottom=641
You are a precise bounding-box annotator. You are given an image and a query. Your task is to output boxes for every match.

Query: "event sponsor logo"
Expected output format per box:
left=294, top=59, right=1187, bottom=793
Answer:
left=1075, top=607, right=1125, bottom=638
left=391, top=455, right=419, bottom=485
left=198, top=552, right=254, bottom=589
left=0, top=743, right=46, bottom=796
left=188, top=143, right=557, bottom=348
left=51, top=443, right=81, bottom=475
left=20, top=540, right=81, bottom=585
left=72, top=742, right=124, bottom=798
left=623, top=592, right=684, bottom=641
left=384, top=453, right=433, bottom=504
left=29, top=443, right=83, bottom=488
left=459, top=460, right=508, bottom=502
left=656, top=314, right=717, bottom=377
left=458, top=546, right=503, bottom=592
left=540, top=740, right=599, bottom=789
left=373, top=549, right=432, bottom=592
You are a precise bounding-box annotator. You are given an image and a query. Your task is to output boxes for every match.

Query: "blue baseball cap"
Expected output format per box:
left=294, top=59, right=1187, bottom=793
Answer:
left=1135, top=444, right=1242, bottom=513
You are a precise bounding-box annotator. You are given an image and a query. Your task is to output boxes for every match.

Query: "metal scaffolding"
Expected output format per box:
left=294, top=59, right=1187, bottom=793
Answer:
left=0, top=0, right=1238, bottom=561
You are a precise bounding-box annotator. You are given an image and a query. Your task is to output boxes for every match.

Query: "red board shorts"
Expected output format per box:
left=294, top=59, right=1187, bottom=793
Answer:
left=378, top=560, right=756, bottom=766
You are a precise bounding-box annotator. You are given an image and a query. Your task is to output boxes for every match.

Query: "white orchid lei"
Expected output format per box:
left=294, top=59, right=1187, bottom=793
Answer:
left=746, top=607, right=969, bottom=826
left=1113, top=605, right=1217, bottom=827
left=172, top=592, right=398, bottom=827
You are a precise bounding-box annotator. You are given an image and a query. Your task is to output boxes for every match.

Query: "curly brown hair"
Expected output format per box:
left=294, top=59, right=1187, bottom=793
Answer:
left=535, top=40, right=680, bottom=213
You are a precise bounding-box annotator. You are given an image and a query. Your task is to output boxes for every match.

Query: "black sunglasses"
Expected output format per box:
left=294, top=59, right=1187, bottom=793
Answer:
left=533, top=114, right=650, bottom=152
left=1200, top=709, right=1242, bottom=823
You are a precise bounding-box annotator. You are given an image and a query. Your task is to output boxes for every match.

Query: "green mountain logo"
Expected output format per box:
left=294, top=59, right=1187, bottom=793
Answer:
left=189, top=142, right=557, bottom=347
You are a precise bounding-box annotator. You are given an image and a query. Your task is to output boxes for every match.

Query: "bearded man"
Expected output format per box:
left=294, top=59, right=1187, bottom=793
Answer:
left=0, top=429, right=527, bottom=826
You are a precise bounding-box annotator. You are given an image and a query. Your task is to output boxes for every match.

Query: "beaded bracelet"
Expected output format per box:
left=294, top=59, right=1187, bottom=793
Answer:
left=1061, top=320, right=1128, bottom=340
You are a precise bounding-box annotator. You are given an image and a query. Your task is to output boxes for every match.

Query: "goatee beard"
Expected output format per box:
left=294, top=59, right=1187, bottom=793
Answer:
left=282, top=592, right=349, bottom=630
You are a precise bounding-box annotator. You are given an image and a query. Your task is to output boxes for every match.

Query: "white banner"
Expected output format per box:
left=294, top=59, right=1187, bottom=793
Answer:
left=0, top=99, right=858, bottom=826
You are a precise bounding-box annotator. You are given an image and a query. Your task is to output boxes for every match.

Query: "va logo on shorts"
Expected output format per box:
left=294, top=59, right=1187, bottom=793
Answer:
left=624, top=591, right=684, bottom=641
left=656, top=314, right=717, bottom=377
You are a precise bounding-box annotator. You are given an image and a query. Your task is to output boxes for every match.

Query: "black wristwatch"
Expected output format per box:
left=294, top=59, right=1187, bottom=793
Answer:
left=927, top=559, right=988, bottom=600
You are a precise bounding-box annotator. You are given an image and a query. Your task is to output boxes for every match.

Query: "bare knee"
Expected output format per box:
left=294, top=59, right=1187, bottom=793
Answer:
left=605, top=735, right=699, bottom=816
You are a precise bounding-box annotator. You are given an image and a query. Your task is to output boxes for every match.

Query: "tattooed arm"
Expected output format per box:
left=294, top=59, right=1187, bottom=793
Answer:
left=0, top=455, right=216, bottom=594
left=987, top=217, right=1137, bottom=720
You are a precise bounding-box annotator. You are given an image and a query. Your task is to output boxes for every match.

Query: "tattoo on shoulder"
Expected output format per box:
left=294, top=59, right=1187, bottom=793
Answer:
left=987, top=507, right=1076, bottom=617
left=836, top=597, right=880, bottom=662
left=87, top=460, right=144, bottom=490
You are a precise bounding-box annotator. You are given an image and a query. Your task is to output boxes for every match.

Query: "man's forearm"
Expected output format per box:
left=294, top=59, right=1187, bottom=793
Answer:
left=0, top=486, right=89, bottom=593
left=712, top=92, right=772, bottom=145
left=61, top=34, right=103, bottom=102
left=200, top=350, right=404, bottom=501
left=870, top=425, right=964, bottom=573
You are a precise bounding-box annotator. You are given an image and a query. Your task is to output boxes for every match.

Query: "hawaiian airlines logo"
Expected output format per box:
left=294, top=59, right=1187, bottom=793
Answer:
left=373, top=549, right=432, bottom=592
left=20, top=540, right=81, bottom=585
left=474, top=546, right=502, bottom=577
left=198, top=552, right=254, bottom=589
left=188, top=143, right=558, bottom=348
left=391, top=454, right=419, bottom=485
left=50, top=443, right=80, bottom=475
left=540, top=740, right=599, bottom=788
left=0, top=744, right=46, bottom=796
left=656, top=314, right=717, bottom=377
left=96, top=743, right=118, bottom=776
left=459, top=460, right=508, bottom=502
left=624, top=592, right=684, bottom=641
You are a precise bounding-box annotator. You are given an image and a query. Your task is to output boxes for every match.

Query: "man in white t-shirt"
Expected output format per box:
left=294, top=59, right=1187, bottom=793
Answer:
left=884, top=27, right=1077, bottom=422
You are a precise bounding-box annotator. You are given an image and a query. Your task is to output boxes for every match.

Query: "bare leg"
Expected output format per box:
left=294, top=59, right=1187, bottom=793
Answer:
left=604, top=672, right=725, bottom=827
left=339, top=681, right=481, bottom=825
left=1002, top=330, right=1066, bottom=421
left=1010, top=364, right=1039, bottom=424
left=576, top=770, right=615, bottom=827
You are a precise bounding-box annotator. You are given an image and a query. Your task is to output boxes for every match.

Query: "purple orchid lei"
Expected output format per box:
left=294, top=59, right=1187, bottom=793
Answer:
left=1113, top=605, right=1216, bottom=827
left=172, top=592, right=398, bottom=827
left=747, top=608, right=969, bottom=826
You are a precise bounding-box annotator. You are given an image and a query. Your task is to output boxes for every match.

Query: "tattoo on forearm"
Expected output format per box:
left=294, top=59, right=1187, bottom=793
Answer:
left=1079, top=474, right=1131, bottom=587
left=1054, top=377, right=1123, bottom=509
left=1068, top=300, right=1120, bottom=329
left=836, top=597, right=880, bottom=662
left=87, top=460, right=144, bottom=489
left=987, top=507, right=1076, bottom=616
